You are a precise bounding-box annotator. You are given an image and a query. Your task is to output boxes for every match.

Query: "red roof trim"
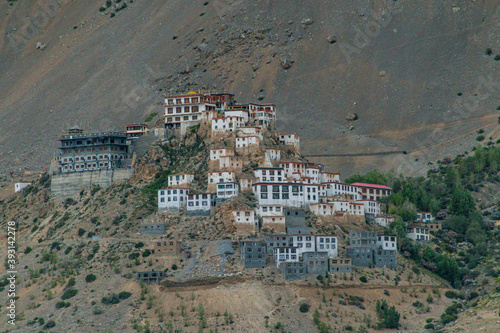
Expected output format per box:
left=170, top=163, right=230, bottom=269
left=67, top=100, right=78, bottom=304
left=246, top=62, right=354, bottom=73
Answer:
left=350, top=182, right=392, bottom=190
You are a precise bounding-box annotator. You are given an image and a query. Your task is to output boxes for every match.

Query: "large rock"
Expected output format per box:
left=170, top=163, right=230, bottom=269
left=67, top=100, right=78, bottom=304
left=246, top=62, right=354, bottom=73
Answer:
left=280, top=58, right=292, bottom=69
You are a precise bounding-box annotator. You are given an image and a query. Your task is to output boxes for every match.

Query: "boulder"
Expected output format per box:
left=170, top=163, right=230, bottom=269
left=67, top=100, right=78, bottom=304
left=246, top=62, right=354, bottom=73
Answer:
left=326, top=35, right=337, bottom=44
left=280, top=58, right=292, bottom=69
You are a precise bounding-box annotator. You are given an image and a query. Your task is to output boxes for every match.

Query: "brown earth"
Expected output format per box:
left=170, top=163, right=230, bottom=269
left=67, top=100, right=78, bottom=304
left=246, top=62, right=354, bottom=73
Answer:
left=1, top=0, right=499, bottom=182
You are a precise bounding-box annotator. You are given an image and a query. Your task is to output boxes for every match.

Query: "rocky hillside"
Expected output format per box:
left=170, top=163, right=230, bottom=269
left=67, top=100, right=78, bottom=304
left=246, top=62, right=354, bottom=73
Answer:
left=1, top=0, right=499, bottom=181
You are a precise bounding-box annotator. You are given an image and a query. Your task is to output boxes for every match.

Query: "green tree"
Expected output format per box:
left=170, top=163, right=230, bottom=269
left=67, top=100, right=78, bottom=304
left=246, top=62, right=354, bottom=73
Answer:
left=449, top=185, right=475, bottom=216
left=429, top=198, right=440, bottom=217
left=389, top=217, right=406, bottom=251
left=376, top=299, right=400, bottom=329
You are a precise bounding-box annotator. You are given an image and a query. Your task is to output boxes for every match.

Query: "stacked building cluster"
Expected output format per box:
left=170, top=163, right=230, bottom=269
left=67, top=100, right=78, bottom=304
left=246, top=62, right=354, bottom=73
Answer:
left=151, top=91, right=419, bottom=281
left=238, top=208, right=397, bottom=281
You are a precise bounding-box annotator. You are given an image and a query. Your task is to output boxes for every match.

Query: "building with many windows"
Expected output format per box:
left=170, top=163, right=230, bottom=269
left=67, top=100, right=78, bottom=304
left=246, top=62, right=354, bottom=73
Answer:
left=58, top=130, right=129, bottom=173
left=252, top=182, right=319, bottom=208
left=351, top=182, right=392, bottom=201
left=216, top=182, right=239, bottom=200
left=157, top=188, right=189, bottom=211
left=187, top=193, right=216, bottom=216
left=168, top=174, right=194, bottom=187
left=164, top=91, right=217, bottom=136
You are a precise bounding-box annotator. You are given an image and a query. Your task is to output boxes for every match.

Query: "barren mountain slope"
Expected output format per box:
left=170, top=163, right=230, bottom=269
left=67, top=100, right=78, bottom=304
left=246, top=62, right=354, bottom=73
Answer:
left=0, top=0, right=499, bottom=178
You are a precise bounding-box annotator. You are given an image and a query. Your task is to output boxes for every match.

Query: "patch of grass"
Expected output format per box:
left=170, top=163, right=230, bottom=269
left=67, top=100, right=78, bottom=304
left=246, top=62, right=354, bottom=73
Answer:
left=145, top=112, right=158, bottom=122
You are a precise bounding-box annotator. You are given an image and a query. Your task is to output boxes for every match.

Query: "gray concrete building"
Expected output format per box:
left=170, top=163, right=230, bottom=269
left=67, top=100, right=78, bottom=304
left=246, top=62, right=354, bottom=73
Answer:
left=329, top=258, right=352, bottom=273
left=136, top=270, right=167, bottom=283
left=286, top=226, right=311, bottom=235
left=280, top=262, right=306, bottom=281
left=284, top=208, right=306, bottom=226
left=349, top=231, right=377, bottom=247
left=346, top=246, right=374, bottom=267
left=303, top=251, right=329, bottom=275
left=240, top=240, right=266, bottom=268
left=374, top=249, right=397, bottom=269
left=58, top=128, right=129, bottom=173
left=264, top=234, right=289, bottom=255
left=140, top=224, right=167, bottom=235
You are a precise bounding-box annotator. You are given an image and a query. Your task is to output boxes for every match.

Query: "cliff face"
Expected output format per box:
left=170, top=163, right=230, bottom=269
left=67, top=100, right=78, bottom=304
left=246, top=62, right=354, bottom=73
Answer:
left=0, top=0, right=499, bottom=178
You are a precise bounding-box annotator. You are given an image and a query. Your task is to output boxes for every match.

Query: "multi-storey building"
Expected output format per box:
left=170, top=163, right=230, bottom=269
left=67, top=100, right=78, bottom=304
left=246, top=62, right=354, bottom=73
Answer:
left=219, top=156, right=242, bottom=173
left=257, top=205, right=284, bottom=217
left=237, top=126, right=263, bottom=140
left=59, top=130, right=129, bottom=173
left=303, top=252, right=329, bottom=275
left=164, top=92, right=217, bottom=136
left=240, top=241, right=266, bottom=268
left=376, top=235, right=397, bottom=250
left=289, top=234, right=316, bottom=256
left=273, top=247, right=299, bottom=268
left=232, top=210, right=256, bottom=224
left=278, top=133, right=300, bottom=149
left=248, top=103, right=276, bottom=127
left=254, top=167, right=285, bottom=183
left=158, top=188, right=189, bottom=211
left=252, top=182, right=319, bottom=208
left=186, top=193, right=216, bottom=216
left=329, top=258, right=352, bottom=273
left=205, top=92, right=235, bottom=110
left=125, top=124, right=148, bottom=138
left=374, top=214, right=397, bottom=227
left=211, top=116, right=246, bottom=134
left=168, top=173, right=194, bottom=187
left=315, top=235, right=338, bottom=258
left=351, top=182, right=392, bottom=201
left=417, top=212, right=435, bottom=223
left=235, top=136, right=260, bottom=149
left=406, top=226, right=430, bottom=242
left=208, top=171, right=235, bottom=190
left=216, top=182, right=239, bottom=200
left=265, top=234, right=289, bottom=254
left=210, top=148, right=235, bottom=161
left=154, top=240, right=181, bottom=255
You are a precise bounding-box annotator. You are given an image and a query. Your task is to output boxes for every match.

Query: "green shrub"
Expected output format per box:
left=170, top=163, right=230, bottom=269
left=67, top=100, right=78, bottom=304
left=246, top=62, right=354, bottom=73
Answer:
left=171, top=264, right=178, bottom=270
left=476, top=135, right=485, bottom=141
left=359, top=276, right=367, bottom=283
left=78, top=228, right=85, bottom=237
left=55, top=301, right=71, bottom=309
left=24, top=246, right=32, bottom=254
left=44, top=320, right=56, bottom=328
left=129, top=252, right=140, bottom=260
left=85, top=274, right=97, bottom=283
left=495, top=55, right=500, bottom=61
left=93, top=305, right=104, bottom=314
left=485, top=48, right=493, bottom=55
left=142, top=249, right=151, bottom=258
left=135, top=242, right=144, bottom=248
left=66, top=278, right=75, bottom=288
left=469, top=292, right=479, bottom=300
left=101, top=294, right=120, bottom=305
left=61, top=289, right=78, bottom=300
left=299, top=303, right=310, bottom=313
left=64, top=246, right=73, bottom=255
left=118, top=291, right=131, bottom=300
left=445, top=290, right=457, bottom=299
left=424, top=323, right=434, bottom=329
left=441, top=313, right=457, bottom=324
